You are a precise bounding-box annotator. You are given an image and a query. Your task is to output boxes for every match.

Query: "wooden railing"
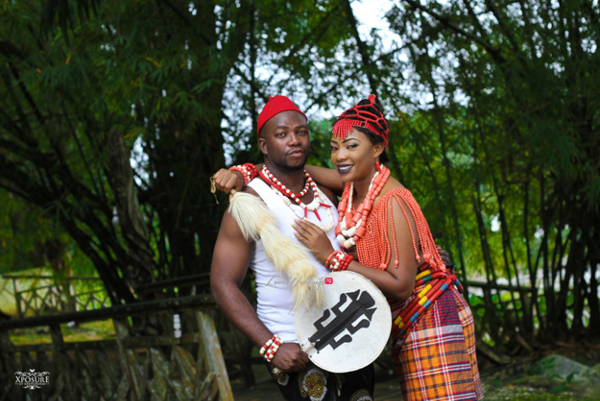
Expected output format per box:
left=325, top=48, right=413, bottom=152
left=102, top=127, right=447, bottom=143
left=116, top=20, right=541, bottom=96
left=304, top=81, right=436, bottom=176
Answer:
left=466, top=280, right=538, bottom=362
left=2, top=274, right=111, bottom=318
left=0, top=294, right=233, bottom=400
left=136, top=272, right=211, bottom=296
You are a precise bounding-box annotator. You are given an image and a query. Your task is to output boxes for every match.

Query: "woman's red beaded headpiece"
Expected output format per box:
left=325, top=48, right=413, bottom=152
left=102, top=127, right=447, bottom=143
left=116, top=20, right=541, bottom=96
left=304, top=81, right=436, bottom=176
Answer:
left=332, top=94, right=390, bottom=148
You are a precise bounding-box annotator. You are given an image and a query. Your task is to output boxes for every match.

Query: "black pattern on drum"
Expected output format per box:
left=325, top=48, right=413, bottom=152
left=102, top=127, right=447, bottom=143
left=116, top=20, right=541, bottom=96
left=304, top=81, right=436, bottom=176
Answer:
left=308, top=290, right=377, bottom=351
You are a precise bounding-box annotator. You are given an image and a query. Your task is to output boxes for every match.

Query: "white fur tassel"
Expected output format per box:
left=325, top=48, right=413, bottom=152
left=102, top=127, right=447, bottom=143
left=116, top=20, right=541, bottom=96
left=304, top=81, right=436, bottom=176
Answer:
left=228, top=192, right=324, bottom=309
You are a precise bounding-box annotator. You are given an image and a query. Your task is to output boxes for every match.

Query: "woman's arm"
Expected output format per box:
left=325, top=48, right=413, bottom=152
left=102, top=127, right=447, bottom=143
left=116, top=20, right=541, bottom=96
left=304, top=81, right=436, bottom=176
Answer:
left=304, top=165, right=345, bottom=196
left=213, top=163, right=344, bottom=196
left=293, top=196, right=420, bottom=302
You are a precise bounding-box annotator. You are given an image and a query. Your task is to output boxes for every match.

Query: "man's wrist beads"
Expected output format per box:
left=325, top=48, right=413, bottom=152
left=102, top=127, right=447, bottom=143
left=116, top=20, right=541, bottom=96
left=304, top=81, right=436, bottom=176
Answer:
left=229, top=163, right=258, bottom=186
left=325, top=250, right=352, bottom=271
left=259, top=335, right=283, bottom=362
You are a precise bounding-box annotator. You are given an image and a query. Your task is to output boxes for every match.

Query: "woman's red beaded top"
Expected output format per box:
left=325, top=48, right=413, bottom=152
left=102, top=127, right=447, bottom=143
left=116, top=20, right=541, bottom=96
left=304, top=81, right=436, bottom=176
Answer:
left=354, top=188, right=445, bottom=272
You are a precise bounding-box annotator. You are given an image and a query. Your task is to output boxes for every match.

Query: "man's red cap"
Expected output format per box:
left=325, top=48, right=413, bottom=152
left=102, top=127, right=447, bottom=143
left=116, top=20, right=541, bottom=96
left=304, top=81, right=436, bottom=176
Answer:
left=257, top=96, right=307, bottom=137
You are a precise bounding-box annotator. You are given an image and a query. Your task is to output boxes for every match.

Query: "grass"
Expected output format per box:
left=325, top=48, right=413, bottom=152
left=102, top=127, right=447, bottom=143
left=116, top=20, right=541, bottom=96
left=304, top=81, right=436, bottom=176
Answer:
left=9, top=319, right=115, bottom=345
left=0, top=275, right=17, bottom=315
left=3, top=271, right=116, bottom=345
left=0, top=267, right=109, bottom=318
left=484, top=387, right=598, bottom=400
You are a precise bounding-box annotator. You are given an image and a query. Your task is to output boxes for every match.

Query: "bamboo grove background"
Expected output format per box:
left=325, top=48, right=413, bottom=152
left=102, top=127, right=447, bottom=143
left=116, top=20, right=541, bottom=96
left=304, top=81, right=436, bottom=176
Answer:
left=1, top=0, right=599, bottom=358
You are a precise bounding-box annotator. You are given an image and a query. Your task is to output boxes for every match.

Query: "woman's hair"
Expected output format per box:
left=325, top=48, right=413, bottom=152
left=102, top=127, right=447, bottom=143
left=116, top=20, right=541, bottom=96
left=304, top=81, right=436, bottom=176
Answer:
left=338, top=98, right=390, bottom=164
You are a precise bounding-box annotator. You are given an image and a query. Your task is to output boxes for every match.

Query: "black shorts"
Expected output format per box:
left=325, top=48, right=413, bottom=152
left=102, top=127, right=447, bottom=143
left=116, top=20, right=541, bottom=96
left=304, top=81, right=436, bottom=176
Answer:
left=266, top=362, right=374, bottom=401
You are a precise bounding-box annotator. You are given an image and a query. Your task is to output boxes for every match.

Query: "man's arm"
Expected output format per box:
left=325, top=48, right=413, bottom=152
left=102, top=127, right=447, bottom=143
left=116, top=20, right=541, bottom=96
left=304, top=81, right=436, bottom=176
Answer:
left=211, top=210, right=270, bottom=348
left=210, top=191, right=309, bottom=372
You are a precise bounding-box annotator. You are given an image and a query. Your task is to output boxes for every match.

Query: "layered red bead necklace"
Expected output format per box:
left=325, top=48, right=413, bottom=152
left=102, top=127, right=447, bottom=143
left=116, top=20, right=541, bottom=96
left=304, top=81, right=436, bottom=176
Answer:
left=259, top=166, right=334, bottom=230
left=336, top=164, right=390, bottom=249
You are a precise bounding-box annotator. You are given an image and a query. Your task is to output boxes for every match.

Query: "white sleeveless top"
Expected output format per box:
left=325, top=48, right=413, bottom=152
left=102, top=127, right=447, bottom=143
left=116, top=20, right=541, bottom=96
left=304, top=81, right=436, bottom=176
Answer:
left=247, top=178, right=341, bottom=343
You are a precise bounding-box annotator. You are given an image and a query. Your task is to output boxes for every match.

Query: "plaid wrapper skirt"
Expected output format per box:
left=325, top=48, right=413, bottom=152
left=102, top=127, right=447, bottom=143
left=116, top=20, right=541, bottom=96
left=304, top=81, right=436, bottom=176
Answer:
left=391, top=287, right=484, bottom=401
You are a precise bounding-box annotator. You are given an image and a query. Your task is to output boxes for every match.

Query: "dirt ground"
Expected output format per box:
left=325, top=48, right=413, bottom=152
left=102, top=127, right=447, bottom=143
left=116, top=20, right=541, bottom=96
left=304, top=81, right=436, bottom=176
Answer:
left=6, top=314, right=600, bottom=400
left=231, top=345, right=600, bottom=401
left=230, top=364, right=404, bottom=401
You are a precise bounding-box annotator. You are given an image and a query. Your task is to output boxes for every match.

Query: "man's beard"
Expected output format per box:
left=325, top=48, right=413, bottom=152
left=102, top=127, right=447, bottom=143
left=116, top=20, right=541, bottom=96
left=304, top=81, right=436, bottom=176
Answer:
left=282, top=162, right=305, bottom=172
left=271, top=149, right=309, bottom=172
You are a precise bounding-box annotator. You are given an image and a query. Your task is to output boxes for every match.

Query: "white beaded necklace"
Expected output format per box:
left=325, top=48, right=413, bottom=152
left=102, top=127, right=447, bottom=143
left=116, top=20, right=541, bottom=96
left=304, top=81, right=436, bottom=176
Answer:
left=272, top=187, right=335, bottom=232
left=336, top=170, right=380, bottom=249
left=260, top=167, right=335, bottom=232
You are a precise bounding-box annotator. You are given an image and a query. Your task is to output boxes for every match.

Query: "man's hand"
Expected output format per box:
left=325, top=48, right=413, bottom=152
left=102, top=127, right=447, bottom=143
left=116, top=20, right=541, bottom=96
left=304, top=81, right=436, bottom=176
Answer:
left=213, top=168, right=244, bottom=194
left=436, top=245, right=452, bottom=266
left=271, top=343, right=309, bottom=373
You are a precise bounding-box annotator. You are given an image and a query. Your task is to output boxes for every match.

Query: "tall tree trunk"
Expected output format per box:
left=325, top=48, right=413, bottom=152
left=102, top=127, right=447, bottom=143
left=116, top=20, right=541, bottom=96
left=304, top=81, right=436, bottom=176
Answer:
left=108, top=130, right=156, bottom=298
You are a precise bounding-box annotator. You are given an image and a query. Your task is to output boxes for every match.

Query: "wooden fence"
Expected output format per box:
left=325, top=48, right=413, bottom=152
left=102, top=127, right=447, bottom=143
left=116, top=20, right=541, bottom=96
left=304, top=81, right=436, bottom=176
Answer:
left=0, top=294, right=233, bottom=401
left=465, top=280, right=538, bottom=362
left=2, top=274, right=111, bottom=318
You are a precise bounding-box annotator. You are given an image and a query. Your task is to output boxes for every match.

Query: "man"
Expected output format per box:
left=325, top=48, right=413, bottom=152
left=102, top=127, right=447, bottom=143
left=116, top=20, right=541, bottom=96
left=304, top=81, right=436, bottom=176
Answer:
left=211, top=96, right=376, bottom=400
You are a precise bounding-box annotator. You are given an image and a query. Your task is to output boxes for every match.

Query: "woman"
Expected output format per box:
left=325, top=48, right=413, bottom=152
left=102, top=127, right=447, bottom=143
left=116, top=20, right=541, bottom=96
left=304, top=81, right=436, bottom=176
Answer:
left=214, top=95, right=483, bottom=400
left=293, top=95, right=483, bottom=400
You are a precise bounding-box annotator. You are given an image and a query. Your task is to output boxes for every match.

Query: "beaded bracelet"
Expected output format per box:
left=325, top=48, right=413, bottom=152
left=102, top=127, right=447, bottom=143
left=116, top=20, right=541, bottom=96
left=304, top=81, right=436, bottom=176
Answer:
left=229, top=163, right=258, bottom=186
left=260, top=335, right=283, bottom=362
left=325, top=251, right=340, bottom=269
left=329, top=252, right=343, bottom=271
left=243, top=163, right=258, bottom=180
left=331, top=252, right=349, bottom=272
left=325, top=251, right=351, bottom=272
left=339, top=253, right=353, bottom=271
left=265, top=335, right=283, bottom=362
left=229, top=164, right=250, bottom=186
left=259, top=337, right=274, bottom=356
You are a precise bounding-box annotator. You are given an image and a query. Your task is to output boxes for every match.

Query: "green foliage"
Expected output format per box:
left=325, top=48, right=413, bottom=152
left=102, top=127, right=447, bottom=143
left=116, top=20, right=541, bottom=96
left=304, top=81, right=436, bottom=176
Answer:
left=0, top=192, right=94, bottom=276
left=0, top=0, right=362, bottom=305
left=375, top=0, right=600, bottom=346
left=307, top=119, right=335, bottom=169
left=0, top=0, right=597, bottom=348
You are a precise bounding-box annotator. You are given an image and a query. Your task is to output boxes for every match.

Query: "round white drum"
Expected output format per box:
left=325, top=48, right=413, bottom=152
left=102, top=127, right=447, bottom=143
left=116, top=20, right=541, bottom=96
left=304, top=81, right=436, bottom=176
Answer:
left=295, top=271, right=391, bottom=373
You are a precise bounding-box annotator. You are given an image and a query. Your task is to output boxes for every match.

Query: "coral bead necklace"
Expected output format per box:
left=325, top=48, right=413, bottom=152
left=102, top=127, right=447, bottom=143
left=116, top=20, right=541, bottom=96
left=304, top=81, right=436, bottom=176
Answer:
left=336, top=164, right=391, bottom=249
left=259, top=165, right=334, bottom=230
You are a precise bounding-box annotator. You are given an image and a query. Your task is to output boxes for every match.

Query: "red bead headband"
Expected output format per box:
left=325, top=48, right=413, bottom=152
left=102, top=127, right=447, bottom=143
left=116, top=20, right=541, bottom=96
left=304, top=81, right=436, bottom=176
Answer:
left=332, top=94, right=389, bottom=148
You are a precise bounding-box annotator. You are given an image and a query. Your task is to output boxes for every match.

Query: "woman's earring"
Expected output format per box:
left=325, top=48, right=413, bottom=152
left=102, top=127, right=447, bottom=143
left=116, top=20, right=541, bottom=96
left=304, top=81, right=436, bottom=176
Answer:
left=375, top=159, right=381, bottom=172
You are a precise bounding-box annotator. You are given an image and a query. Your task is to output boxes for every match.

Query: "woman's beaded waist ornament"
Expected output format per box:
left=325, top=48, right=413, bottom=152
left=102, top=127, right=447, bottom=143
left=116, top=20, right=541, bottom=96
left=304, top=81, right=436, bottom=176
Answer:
left=392, top=264, right=464, bottom=339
